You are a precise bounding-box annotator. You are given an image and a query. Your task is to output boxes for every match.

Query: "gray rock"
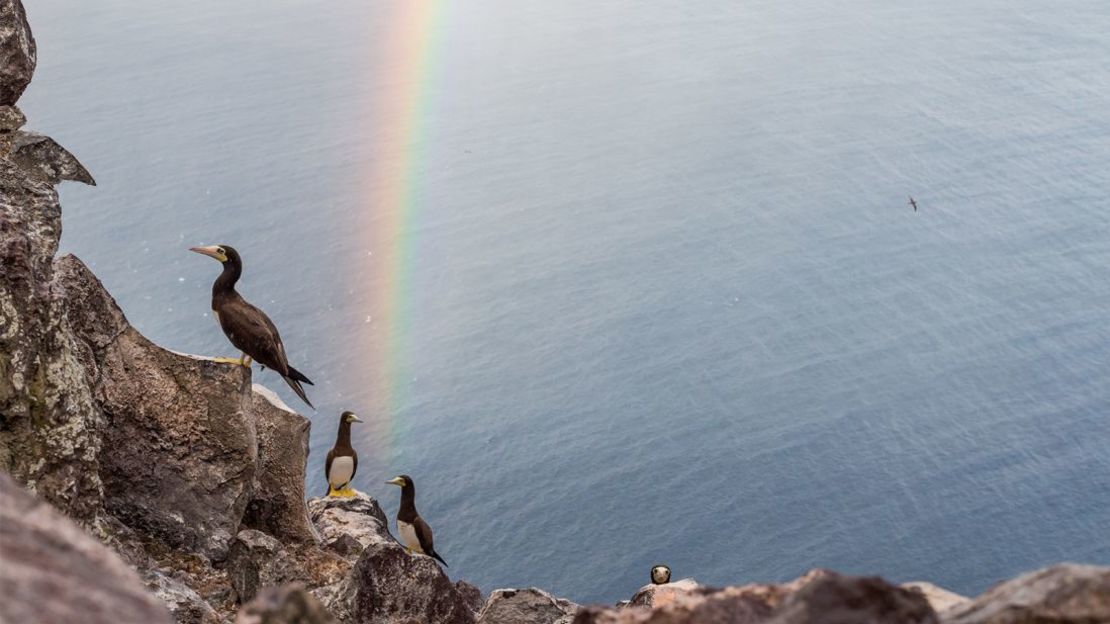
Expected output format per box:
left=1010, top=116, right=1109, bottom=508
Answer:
left=143, top=569, right=223, bottom=624
left=0, top=145, right=105, bottom=528
left=477, top=588, right=579, bottom=624
left=0, top=0, right=35, bottom=105
left=628, top=578, right=700, bottom=608
left=942, top=564, right=1110, bottom=624
left=227, top=529, right=350, bottom=606
left=342, top=538, right=476, bottom=624
left=456, top=580, right=486, bottom=615
left=0, top=473, right=172, bottom=624
left=58, top=253, right=260, bottom=562
left=11, top=131, right=96, bottom=185
left=766, top=572, right=937, bottom=624
left=901, top=581, right=969, bottom=615
left=244, top=385, right=317, bottom=545
left=307, top=492, right=391, bottom=558
left=236, top=584, right=336, bottom=624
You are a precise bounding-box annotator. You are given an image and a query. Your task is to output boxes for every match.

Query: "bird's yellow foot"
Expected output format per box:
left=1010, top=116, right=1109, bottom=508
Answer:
left=339, top=487, right=357, bottom=497
left=239, top=354, right=253, bottom=368
left=212, top=356, right=242, bottom=365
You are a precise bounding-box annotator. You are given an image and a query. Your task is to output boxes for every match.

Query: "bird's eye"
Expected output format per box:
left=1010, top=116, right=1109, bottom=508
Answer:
left=217, top=247, right=225, bottom=255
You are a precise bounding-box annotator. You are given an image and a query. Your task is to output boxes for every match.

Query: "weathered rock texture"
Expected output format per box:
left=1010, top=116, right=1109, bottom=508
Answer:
left=0, top=473, right=172, bottom=624
left=0, top=0, right=34, bottom=105
left=943, top=564, right=1110, bottom=624
left=236, top=584, right=336, bottom=624
left=477, top=588, right=580, bottom=624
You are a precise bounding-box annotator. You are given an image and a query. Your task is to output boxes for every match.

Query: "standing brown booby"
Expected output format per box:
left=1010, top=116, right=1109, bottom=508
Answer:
left=325, top=411, right=362, bottom=497
left=189, top=244, right=314, bottom=408
left=385, top=475, right=448, bottom=567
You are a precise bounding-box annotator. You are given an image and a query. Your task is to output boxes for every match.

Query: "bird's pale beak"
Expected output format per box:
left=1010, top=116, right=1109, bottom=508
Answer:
left=349, top=414, right=364, bottom=423
left=386, top=477, right=405, bottom=487
left=189, top=245, right=227, bottom=262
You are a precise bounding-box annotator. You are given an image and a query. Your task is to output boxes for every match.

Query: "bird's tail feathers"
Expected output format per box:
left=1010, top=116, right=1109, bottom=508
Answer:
left=430, top=551, right=448, bottom=567
left=287, top=365, right=313, bottom=386
left=284, top=376, right=315, bottom=410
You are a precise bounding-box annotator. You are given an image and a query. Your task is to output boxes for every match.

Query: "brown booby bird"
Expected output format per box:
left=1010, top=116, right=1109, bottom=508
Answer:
left=325, top=411, right=362, bottom=497
left=386, top=475, right=448, bottom=567
left=189, top=244, right=314, bottom=408
left=651, top=564, right=672, bottom=585
left=908, top=196, right=918, bottom=212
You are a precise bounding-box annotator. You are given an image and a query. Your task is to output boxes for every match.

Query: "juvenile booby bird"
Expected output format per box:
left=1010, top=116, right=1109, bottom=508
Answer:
left=386, top=475, right=447, bottom=567
left=651, top=564, right=672, bottom=585
left=189, top=244, right=314, bottom=408
left=325, top=411, right=362, bottom=497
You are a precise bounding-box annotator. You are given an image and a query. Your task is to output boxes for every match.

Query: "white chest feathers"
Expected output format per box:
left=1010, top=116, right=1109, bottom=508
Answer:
left=328, top=456, right=355, bottom=488
left=397, top=520, right=423, bottom=553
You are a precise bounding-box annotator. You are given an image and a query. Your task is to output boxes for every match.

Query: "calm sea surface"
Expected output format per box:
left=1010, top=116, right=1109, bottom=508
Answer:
left=23, top=0, right=1110, bottom=603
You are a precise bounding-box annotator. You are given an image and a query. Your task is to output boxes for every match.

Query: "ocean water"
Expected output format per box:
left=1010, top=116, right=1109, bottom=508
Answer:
left=22, top=0, right=1110, bottom=604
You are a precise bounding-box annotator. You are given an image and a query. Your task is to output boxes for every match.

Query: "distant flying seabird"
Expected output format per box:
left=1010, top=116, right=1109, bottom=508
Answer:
left=908, top=196, right=918, bottom=212
left=386, top=475, right=448, bottom=567
left=325, top=411, right=362, bottom=497
left=190, top=244, right=315, bottom=408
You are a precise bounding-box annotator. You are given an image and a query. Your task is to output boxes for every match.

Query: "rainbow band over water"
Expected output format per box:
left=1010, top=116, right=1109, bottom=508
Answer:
left=364, top=0, right=446, bottom=459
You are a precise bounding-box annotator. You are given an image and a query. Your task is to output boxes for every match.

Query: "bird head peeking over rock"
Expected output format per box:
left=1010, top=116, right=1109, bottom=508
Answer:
left=651, top=564, right=672, bottom=585
left=188, top=243, right=315, bottom=409
left=325, top=411, right=362, bottom=497
left=386, top=474, right=448, bottom=567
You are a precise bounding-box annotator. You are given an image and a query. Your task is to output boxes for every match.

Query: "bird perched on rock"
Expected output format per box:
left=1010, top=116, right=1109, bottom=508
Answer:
left=325, top=411, right=362, bottom=497
left=651, top=564, right=672, bottom=585
left=386, top=475, right=448, bottom=566
left=190, top=244, right=314, bottom=408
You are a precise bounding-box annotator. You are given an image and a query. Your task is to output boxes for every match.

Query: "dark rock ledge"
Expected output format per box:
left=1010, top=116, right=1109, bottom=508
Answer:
left=1, top=2, right=1109, bottom=623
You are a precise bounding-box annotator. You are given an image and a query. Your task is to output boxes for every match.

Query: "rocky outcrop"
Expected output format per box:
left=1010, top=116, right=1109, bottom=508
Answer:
left=245, top=386, right=317, bottom=545
left=943, top=564, right=1110, bottom=624
left=477, top=588, right=580, bottom=624
left=4, top=3, right=1110, bottom=624
left=236, top=584, right=336, bottom=624
left=0, top=0, right=34, bottom=105
left=58, top=254, right=260, bottom=562
left=306, top=492, right=481, bottom=624
left=0, top=473, right=172, bottom=624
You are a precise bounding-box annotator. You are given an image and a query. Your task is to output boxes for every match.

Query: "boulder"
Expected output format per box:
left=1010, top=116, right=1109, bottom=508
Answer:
left=236, top=584, right=336, bottom=624
left=59, top=254, right=260, bottom=562
left=628, top=578, right=700, bottom=608
left=456, top=580, right=486, bottom=615
left=227, top=529, right=349, bottom=605
left=477, top=588, right=579, bottom=624
left=942, top=564, right=1110, bottom=624
left=901, top=581, right=969, bottom=614
left=307, top=492, right=391, bottom=558
left=0, top=473, right=172, bottom=624
left=243, top=385, right=317, bottom=545
left=343, top=538, right=477, bottom=624
left=766, top=572, right=937, bottom=623
left=143, top=569, right=223, bottom=624
left=0, top=0, right=35, bottom=105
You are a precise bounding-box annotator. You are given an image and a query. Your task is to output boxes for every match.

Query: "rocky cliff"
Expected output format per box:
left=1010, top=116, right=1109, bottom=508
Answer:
left=1, top=2, right=1109, bottom=623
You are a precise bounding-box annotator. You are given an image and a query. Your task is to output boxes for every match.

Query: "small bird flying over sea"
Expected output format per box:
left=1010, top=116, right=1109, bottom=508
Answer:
left=325, top=411, right=362, bottom=497
left=908, top=196, right=918, bottom=212
left=190, top=244, right=314, bottom=408
left=386, top=475, right=448, bottom=567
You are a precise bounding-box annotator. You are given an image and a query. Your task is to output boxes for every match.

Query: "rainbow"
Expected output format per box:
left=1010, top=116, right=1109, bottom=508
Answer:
left=360, top=0, right=447, bottom=461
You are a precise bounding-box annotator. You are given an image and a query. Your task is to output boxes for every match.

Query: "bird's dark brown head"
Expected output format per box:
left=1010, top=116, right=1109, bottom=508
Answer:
left=189, top=244, right=241, bottom=267
left=386, top=474, right=414, bottom=489
left=340, top=411, right=363, bottom=425
left=651, top=564, right=671, bottom=585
